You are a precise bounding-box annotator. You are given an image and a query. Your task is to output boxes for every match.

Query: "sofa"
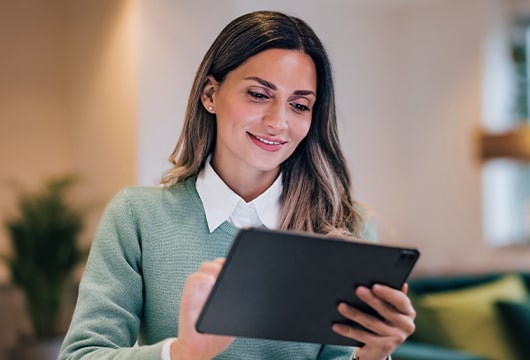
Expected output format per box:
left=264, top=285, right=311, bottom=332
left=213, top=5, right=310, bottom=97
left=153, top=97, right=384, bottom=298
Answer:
left=392, top=272, right=530, bottom=360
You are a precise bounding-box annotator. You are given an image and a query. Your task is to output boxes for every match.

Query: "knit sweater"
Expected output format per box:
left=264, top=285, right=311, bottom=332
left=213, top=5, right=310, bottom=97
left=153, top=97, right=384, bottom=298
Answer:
left=59, top=177, right=358, bottom=360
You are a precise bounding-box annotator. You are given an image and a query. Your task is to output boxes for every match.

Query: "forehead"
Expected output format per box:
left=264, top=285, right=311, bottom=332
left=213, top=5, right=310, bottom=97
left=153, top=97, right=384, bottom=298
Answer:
left=227, top=48, right=317, bottom=91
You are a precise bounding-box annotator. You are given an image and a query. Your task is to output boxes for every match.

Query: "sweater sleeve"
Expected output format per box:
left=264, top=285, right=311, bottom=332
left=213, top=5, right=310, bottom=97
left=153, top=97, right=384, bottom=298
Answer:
left=59, top=189, right=165, bottom=359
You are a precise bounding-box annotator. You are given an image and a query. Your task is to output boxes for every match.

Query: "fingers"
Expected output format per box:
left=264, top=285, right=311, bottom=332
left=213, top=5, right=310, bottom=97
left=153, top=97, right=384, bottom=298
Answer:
left=331, top=319, right=397, bottom=357
left=367, top=284, right=416, bottom=318
left=181, top=258, right=227, bottom=317
left=181, top=273, right=215, bottom=318
left=355, top=285, right=416, bottom=338
left=335, top=302, right=393, bottom=338
left=332, top=284, right=416, bottom=349
left=176, top=258, right=235, bottom=359
left=213, top=257, right=226, bottom=265
left=402, top=282, right=409, bottom=294
left=198, top=258, right=225, bottom=279
left=331, top=320, right=373, bottom=344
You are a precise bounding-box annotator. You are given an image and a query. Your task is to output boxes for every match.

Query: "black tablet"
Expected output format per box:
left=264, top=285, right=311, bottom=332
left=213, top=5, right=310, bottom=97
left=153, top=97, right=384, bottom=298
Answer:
left=196, top=227, right=420, bottom=347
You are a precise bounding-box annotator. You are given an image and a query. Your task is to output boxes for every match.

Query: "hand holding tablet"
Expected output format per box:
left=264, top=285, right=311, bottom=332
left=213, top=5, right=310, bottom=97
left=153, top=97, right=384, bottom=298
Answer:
left=196, top=227, right=420, bottom=347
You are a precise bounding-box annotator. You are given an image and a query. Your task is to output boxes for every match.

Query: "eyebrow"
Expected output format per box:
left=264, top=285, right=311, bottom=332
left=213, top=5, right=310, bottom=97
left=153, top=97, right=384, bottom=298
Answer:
left=244, top=76, right=316, bottom=97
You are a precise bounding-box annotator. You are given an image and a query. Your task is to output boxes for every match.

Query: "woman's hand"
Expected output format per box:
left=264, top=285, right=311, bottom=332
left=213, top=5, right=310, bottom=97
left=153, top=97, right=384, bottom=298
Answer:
left=170, top=258, right=235, bottom=360
left=332, top=283, right=416, bottom=360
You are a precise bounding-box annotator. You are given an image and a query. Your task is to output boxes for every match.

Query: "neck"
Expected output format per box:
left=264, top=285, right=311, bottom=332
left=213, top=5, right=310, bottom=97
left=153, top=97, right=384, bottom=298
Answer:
left=210, top=161, right=279, bottom=202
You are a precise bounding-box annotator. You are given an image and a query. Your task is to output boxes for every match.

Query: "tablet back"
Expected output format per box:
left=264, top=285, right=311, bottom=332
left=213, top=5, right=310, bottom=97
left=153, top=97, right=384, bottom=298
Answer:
left=196, top=227, right=419, bottom=347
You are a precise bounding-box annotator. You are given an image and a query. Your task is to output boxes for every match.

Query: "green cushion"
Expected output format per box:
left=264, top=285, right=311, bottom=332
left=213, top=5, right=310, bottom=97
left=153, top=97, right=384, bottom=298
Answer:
left=412, top=274, right=528, bottom=360
left=496, top=299, right=530, bottom=360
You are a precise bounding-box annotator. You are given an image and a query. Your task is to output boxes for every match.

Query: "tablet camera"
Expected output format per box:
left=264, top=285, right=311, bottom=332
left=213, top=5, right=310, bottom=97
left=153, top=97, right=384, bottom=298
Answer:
left=393, top=250, right=418, bottom=269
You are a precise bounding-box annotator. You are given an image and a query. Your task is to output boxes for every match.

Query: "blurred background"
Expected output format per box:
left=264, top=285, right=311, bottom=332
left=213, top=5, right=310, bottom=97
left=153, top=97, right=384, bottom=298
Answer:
left=2, top=0, right=530, bottom=358
left=3, top=0, right=530, bottom=278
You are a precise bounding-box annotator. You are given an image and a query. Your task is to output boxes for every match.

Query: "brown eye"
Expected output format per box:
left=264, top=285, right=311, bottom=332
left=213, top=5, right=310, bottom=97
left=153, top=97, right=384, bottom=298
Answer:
left=291, top=102, right=310, bottom=112
left=247, top=91, right=269, bottom=100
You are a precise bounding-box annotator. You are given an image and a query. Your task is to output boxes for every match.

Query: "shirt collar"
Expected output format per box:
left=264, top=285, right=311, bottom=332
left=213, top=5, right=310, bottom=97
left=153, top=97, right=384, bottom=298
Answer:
left=196, top=159, right=282, bottom=233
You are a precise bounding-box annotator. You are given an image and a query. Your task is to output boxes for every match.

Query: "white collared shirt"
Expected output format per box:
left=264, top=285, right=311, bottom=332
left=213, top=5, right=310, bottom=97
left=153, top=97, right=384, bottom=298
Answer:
left=195, top=159, right=282, bottom=232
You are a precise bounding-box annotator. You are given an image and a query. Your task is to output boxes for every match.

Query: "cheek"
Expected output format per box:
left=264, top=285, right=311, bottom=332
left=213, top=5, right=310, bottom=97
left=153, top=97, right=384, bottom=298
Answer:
left=218, top=102, right=262, bottom=127
left=291, top=117, right=312, bottom=143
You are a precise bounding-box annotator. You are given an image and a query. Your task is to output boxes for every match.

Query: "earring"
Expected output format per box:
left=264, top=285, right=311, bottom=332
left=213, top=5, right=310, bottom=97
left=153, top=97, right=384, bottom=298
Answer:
left=208, top=106, right=213, bottom=112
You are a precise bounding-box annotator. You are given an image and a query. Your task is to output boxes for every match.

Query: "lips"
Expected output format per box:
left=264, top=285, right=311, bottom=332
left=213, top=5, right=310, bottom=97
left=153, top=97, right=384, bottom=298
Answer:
left=249, top=133, right=286, bottom=145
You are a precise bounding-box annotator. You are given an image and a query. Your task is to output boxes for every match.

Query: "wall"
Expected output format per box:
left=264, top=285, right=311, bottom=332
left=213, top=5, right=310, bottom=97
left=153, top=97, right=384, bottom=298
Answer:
left=67, top=0, right=139, bottom=249
left=0, top=0, right=138, bottom=282
left=137, top=0, right=530, bottom=276
left=0, top=0, right=72, bottom=283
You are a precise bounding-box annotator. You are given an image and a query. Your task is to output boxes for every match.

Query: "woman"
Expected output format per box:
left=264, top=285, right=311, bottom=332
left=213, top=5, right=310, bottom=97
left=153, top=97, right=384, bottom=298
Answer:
left=60, top=10, right=415, bottom=360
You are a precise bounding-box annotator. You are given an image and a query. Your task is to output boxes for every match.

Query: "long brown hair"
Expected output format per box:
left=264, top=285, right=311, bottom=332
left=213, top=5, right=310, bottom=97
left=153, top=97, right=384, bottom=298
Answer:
left=161, top=11, right=365, bottom=238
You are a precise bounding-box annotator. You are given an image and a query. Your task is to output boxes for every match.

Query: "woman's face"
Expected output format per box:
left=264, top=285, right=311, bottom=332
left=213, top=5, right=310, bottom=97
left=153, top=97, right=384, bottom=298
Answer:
left=203, top=48, right=317, bottom=186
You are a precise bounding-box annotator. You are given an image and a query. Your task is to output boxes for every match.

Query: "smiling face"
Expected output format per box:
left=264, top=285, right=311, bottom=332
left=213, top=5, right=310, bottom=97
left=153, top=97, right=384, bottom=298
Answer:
left=201, top=48, right=317, bottom=198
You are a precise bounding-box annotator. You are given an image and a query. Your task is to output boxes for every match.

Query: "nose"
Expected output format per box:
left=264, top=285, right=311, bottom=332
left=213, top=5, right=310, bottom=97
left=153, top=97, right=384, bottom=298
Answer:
left=262, top=103, right=288, bottom=131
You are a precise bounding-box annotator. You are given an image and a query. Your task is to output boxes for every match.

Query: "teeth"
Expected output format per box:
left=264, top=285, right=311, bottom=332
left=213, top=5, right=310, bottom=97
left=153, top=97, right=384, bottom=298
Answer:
left=255, top=135, right=282, bottom=145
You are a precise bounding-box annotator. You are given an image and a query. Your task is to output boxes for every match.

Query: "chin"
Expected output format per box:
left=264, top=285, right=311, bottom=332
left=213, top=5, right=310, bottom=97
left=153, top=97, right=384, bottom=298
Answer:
left=250, top=159, right=283, bottom=173
left=245, top=151, right=292, bottom=173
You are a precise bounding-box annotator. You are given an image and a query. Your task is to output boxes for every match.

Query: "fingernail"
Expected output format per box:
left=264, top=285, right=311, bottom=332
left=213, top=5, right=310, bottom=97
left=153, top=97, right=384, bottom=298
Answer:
left=357, top=285, right=369, bottom=294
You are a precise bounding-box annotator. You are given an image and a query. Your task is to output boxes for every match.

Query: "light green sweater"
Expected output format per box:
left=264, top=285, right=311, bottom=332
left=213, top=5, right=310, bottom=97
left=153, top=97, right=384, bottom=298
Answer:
left=59, top=177, right=358, bottom=359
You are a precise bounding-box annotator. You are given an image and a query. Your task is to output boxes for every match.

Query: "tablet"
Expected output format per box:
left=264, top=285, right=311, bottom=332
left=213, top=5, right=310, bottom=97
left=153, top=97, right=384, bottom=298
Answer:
left=195, top=227, right=420, bottom=347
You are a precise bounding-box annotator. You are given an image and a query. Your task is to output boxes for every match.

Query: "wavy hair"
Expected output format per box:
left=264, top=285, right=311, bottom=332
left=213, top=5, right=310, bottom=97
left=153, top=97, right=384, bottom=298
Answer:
left=161, top=10, right=365, bottom=237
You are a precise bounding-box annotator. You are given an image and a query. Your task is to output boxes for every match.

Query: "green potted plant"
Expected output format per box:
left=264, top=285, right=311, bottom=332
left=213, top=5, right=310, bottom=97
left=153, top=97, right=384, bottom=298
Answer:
left=2, top=174, right=85, bottom=358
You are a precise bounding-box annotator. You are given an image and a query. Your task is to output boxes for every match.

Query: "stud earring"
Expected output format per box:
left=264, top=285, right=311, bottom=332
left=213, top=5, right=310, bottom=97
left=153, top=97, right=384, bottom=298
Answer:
left=208, top=106, right=213, bottom=112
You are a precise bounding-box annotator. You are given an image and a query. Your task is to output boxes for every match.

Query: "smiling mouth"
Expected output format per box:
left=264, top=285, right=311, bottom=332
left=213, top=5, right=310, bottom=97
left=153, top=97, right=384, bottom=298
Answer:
left=250, top=133, right=286, bottom=145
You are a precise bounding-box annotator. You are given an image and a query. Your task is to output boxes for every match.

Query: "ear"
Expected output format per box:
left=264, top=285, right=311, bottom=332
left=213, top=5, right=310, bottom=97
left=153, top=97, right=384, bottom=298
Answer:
left=201, top=75, right=219, bottom=113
